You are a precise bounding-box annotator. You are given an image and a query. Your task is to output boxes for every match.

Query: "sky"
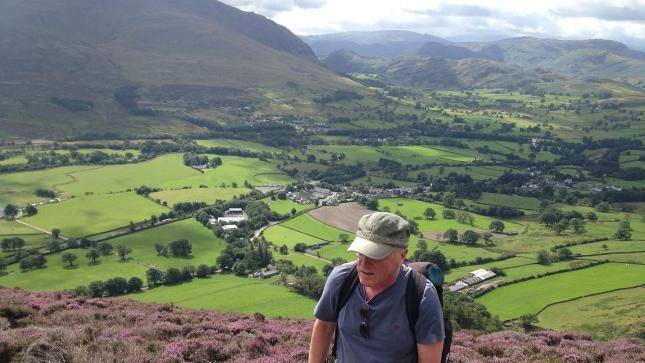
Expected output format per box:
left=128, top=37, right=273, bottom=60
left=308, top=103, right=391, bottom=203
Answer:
left=222, top=0, right=645, bottom=48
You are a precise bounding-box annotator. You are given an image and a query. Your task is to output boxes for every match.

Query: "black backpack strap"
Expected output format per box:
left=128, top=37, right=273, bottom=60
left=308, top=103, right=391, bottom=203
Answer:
left=331, top=263, right=359, bottom=359
left=405, top=269, right=428, bottom=333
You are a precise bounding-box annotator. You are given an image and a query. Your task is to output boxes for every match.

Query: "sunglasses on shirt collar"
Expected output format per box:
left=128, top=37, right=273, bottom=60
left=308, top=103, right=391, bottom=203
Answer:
left=359, top=303, right=369, bottom=340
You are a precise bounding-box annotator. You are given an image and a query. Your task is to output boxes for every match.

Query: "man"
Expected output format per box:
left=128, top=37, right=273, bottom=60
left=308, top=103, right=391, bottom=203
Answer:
left=309, top=212, right=444, bottom=363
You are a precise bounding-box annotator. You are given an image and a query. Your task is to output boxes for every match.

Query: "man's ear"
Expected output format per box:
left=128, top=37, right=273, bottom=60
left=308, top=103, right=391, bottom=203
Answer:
left=401, top=248, right=408, bottom=259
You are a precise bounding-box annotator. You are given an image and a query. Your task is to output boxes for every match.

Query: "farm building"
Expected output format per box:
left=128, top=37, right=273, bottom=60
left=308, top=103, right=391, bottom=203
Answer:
left=470, top=269, right=497, bottom=280
left=250, top=264, right=279, bottom=279
left=217, top=208, right=248, bottom=223
left=222, top=224, right=238, bottom=231
left=449, top=282, right=469, bottom=292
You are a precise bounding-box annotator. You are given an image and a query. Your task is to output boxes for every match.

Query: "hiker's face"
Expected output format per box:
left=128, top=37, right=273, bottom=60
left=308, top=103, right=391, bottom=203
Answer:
left=356, top=248, right=407, bottom=288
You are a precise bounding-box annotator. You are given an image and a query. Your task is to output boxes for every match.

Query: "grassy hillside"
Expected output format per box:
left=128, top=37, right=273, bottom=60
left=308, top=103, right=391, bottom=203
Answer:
left=0, top=0, right=357, bottom=138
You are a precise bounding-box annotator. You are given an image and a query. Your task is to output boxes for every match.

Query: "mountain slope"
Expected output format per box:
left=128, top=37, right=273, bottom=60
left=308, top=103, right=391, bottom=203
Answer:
left=323, top=50, right=557, bottom=89
left=0, top=0, right=354, bottom=138
left=460, top=37, right=645, bottom=84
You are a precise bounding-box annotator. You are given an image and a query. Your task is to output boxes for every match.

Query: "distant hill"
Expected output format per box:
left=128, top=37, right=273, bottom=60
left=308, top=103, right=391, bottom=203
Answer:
left=0, top=0, right=355, bottom=138
left=311, top=32, right=645, bottom=87
left=302, top=30, right=450, bottom=58
left=323, top=50, right=559, bottom=89
left=459, top=37, right=645, bottom=84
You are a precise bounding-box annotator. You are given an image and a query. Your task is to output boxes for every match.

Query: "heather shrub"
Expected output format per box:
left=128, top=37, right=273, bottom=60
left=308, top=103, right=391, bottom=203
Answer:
left=0, top=303, right=33, bottom=327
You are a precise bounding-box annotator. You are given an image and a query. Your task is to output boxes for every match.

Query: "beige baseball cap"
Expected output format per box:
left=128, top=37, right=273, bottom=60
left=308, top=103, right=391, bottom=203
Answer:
left=347, top=212, right=411, bottom=260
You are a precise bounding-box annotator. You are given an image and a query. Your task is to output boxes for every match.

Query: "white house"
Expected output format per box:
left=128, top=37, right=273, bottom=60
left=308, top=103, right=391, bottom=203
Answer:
left=469, top=269, right=496, bottom=281
left=222, top=224, right=238, bottom=231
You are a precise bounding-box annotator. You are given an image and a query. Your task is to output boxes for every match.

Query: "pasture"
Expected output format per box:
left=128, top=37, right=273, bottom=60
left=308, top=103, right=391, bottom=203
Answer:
left=132, top=274, right=316, bottom=318
left=24, top=193, right=168, bottom=237
left=537, top=287, right=645, bottom=340
left=265, top=198, right=314, bottom=215
left=149, top=187, right=251, bottom=206
left=276, top=252, right=329, bottom=273
left=476, top=263, right=645, bottom=320
left=0, top=219, right=223, bottom=290
left=195, top=139, right=283, bottom=154
left=378, top=198, right=523, bottom=234
left=475, top=192, right=540, bottom=211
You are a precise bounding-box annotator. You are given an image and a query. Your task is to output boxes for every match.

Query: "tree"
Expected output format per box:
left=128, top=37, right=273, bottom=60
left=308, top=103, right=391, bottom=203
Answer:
left=442, top=210, right=456, bottom=219
left=489, top=220, right=505, bottom=233
left=338, top=233, right=350, bottom=242
left=48, top=239, right=61, bottom=253
left=181, top=266, right=194, bottom=281
left=51, top=228, right=61, bottom=239
left=614, top=220, right=632, bottom=241
left=417, top=239, right=428, bottom=251
left=424, top=208, right=436, bottom=220
left=553, top=220, right=569, bottom=235
left=536, top=250, right=551, bottom=265
left=414, top=250, right=449, bottom=272
left=196, top=264, right=210, bottom=278
left=24, top=205, right=38, bottom=216
left=519, top=314, right=538, bottom=331
left=279, top=244, right=288, bottom=255
left=61, top=252, right=77, bottom=267
left=216, top=254, right=234, bottom=270
left=462, top=230, right=480, bottom=246
left=104, top=277, right=128, bottom=296
left=98, top=242, right=113, bottom=255
left=482, top=232, right=493, bottom=245
left=127, top=277, right=143, bottom=292
left=294, top=243, right=307, bottom=252
left=164, top=267, right=183, bottom=284
left=3, top=204, right=19, bottom=219
left=168, top=239, right=192, bottom=257
left=88, top=281, right=104, bottom=298
left=556, top=248, right=574, bottom=261
left=146, top=268, right=163, bottom=287
left=456, top=211, right=474, bottom=226
left=232, top=261, right=247, bottom=276
left=322, top=264, right=334, bottom=276
left=586, top=212, right=598, bottom=222
left=595, top=202, right=610, bottom=213
left=366, top=199, right=378, bottom=211
left=116, top=244, right=132, bottom=261
left=570, top=218, right=586, bottom=234
left=443, top=229, right=459, bottom=243
left=155, top=243, right=168, bottom=256
left=85, top=249, right=100, bottom=263
left=291, top=208, right=297, bottom=216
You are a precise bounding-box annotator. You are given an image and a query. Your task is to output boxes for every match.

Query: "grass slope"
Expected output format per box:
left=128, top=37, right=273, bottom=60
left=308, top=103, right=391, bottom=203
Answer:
left=149, top=187, right=251, bottom=206
left=477, top=263, right=645, bottom=320
left=24, top=193, right=168, bottom=237
left=132, top=274, right=316, bottom=318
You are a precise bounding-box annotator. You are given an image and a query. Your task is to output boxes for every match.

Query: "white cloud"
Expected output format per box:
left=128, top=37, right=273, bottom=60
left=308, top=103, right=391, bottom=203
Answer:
left=221, top=0, right=645, bottom=46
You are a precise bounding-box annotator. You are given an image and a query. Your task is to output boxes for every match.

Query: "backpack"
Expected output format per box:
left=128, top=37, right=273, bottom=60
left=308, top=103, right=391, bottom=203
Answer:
left=331, top=261, right=453, bottom=363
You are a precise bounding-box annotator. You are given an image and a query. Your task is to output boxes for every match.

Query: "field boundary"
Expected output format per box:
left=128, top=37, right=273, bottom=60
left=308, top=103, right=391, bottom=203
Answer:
left=531, top=284, right=645, bottom=323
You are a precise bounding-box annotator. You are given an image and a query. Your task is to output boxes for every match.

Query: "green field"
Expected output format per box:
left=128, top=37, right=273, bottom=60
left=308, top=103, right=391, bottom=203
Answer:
left=435, top=243, right=502, bottom=263
left=51, top=154, right=294, bottom=196
left=476, top=192, right=540, bottom=211
left=0, top=219, right=223, bottom=290
left=568, top=240, right=645, bottom=255
left=378, top=198, right=523, bottom=233
left=149, top=187, right=251, bottom=206
left=131, top=274, right=316, bottom=318
left=477, top=263, right=645, bottom=320
left=444, top=257, right=531, bottom=282
left=265, top=198, right=315, bottom=215
left=195, top=139, right=283, bottom=154
left=263, top=225, right=325, bottom=249
left=537, top=287, right=645, bottom=340
left=317, top=242, right=355, bottom=261
left=0, top=234, right=51, bottom=259
left=276, top=252, right=329, bottom=273
left=280, top=214, right=350, bottom=241
left=0, top=165, right=94, bottom=206
left=24, top=193, right=169, bottom=237
left=500, top=260, right=594, bottom=281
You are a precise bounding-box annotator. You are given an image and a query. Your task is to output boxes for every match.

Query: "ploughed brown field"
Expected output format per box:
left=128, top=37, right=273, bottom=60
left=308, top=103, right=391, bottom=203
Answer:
left=308, top=202, right=371, bottom=232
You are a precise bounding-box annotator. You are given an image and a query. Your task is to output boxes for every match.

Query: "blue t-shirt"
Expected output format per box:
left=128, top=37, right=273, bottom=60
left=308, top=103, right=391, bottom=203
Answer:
left=314, top=262, right=445, bottom=362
